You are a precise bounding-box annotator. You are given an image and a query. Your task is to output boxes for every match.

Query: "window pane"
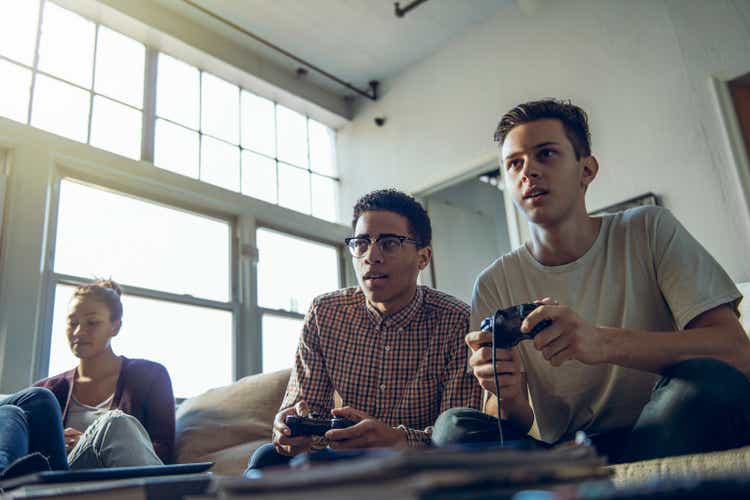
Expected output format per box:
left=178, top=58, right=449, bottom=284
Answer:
left=55, top=180, right=231, bottom=302
left=276, top=105, right=307, bottom=167
left=262, top=314, right=303, bottom=373
left=308, top=120, right=336, bottom=176
left=0, top=59, right=31, bottom=123
left=201, top=136, right=240, bottom=192
left=37, top=2, right=95, bottom=88
left=278, top=163, right=310, bottom=214
left=156, top=53, right=199, bottom=129
left=94, top=26, right=144, bottom=107
left=241, top=151, right=276, bottom=204
left=0, top=0, right=40, bottom=66
left=31, top=74, right=90, bottom=142
left=90, top=96, right=142, bottom=160
left=241, top=91, right=275, bottom=157
left=154, top=119, right=199, bottom=179
left=311, top=174, right=338, bottom=222
left=201, top=72, right=239, bottom=144
left=257, top=228, right=340, bottom=313
left=49, top=284, right=232, bottom=398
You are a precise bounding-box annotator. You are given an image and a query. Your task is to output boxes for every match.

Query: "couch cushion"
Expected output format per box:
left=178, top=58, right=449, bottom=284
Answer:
left=175, top=368, right=290, bottom=467
left=609, top=444, right=750, bottom=486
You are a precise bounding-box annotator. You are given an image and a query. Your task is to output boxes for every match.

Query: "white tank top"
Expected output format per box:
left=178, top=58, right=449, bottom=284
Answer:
left=66, top=393, right=114, bottom=433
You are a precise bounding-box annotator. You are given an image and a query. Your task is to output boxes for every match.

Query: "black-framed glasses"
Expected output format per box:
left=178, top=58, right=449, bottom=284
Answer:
left=344, top=234, right=421, bottom=258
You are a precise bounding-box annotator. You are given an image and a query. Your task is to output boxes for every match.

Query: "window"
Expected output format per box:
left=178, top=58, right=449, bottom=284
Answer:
left=48, top=179, right=233, bottom=398
left=154, top=55, right=339, bottom=221
left=256, top=228, right=341, bottom=372
left=0, top=1, right=145, bottom=159
left=0, top=1, right=339, bottom=222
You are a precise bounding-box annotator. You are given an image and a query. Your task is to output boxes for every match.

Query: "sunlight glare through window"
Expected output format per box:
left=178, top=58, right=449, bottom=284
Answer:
left=257, top=228, right=339, bottom=314
left=276, top=105, right=308, bottom=168
left=262, top=314, right=303, bottom=373
left=241, top=150, right=277, bottom=204
left=31, top=74, right=90, bottom=142
left=0, top=60, right=31, bottom=123
left=37, top=3, right=95, bottom=88
left=156, top=54, right=199, bottom=129
left=201, top=72, right=239, bottom=144
left=94, top=26, right=145, bottom=108
left=201, top=136, right=240, bottom=192
left=278, top=163, right=310, bottom=214
left=54, top=180, right=230, bottom=302
left=154, top=119, right=199, bottom=179
left=90, top=96, right=142, bottom=160
left=0, top=0, right=40, bottom=66
left=241, top=91, right=275, bottom=157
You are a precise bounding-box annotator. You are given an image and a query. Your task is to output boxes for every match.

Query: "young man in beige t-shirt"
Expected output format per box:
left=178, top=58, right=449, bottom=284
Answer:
left=433, top=99, right=750, bottom=463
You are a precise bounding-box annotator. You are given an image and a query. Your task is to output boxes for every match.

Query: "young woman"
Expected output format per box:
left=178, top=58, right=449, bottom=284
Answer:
left=1, top=279, right=175, bottom=477
left=34, top=279, right=175, bottom=469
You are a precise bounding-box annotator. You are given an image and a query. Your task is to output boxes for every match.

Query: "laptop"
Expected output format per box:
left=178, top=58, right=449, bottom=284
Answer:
left=0, top=461, right=214, bottom=491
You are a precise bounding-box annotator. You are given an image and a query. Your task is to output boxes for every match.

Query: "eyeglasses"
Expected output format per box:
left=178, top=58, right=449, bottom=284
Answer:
left=344, top=234, right=421, bottom=258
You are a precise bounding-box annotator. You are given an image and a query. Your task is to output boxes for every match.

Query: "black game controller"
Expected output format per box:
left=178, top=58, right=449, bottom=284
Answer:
left=480, top=303, right=553, bottom=348
left=285, top=415, right=356, bottom=437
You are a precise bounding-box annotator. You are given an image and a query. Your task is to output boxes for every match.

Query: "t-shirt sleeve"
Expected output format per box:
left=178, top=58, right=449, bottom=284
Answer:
left=650, top=208, right=742, bottom=330
left=470, top=266, right=505, bottom=332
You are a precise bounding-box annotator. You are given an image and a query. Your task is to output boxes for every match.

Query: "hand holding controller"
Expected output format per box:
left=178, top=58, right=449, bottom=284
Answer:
left=285, top=415, right=356, bottom=437
left=481, top=303, right=553, bottom=348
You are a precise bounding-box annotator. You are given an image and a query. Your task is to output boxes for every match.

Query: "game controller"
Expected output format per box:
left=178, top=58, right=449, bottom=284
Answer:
left=480, top=303, right=553, bottom=349
left=285, top=415, right=356, bottom=437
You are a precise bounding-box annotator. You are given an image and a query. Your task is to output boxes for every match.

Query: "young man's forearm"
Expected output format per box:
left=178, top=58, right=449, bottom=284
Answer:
left=601, top=321, right=750, bottom=376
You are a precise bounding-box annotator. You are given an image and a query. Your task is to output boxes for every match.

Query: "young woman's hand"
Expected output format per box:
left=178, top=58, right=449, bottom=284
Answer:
left=64, top=427, right=83, bottom=452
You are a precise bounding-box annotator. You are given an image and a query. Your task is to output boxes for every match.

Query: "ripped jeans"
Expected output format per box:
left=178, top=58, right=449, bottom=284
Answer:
left=67, top=410, right=163, bottom=469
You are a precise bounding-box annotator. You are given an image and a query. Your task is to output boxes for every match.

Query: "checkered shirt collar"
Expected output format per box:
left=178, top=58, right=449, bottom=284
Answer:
left=364, top=286, right=424, bottom=331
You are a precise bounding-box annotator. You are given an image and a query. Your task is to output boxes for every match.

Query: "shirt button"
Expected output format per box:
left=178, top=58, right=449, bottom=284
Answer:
left=380, top=383, right=386, bottom=391
left=398, top=328, right=404, bottom=334
left=384, top=345, right=391, bottom=352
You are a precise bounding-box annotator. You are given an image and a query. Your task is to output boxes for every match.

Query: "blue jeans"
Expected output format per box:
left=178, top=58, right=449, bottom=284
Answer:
left=433, top=358, right=750, bottom=463
left=0, top=387, right=68, bottom=471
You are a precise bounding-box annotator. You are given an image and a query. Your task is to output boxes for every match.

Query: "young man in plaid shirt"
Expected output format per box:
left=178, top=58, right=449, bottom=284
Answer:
left=246, top=189, right=482, bottom=471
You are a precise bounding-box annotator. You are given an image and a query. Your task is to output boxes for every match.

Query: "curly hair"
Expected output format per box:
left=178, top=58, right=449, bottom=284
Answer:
left=351, top=189, right=431, bottom=247
left=72, top=278, right=123, bottom=322
left=494, top=99, right=592, bottom=159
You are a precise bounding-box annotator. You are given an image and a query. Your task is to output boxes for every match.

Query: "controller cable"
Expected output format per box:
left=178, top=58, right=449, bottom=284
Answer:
left=492, top=330, right=505, bottom=447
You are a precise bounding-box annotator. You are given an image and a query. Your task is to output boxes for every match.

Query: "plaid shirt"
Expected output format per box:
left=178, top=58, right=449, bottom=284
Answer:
left=281, top=285, right=483, bottom=447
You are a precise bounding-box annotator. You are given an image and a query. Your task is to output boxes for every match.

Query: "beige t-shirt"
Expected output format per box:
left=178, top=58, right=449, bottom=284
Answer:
left=471, top=206, right=741, bottom=443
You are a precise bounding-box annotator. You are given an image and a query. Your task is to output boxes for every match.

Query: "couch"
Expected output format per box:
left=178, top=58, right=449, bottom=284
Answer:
left=174, top=367, right=750, bottom=483
left=175, top=283, right=750, bottom=481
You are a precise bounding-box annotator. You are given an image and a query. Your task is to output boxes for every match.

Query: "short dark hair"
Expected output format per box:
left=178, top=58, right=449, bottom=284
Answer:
left=493, top=99, right=592, bottom=159
left=351, top=189, right=431, bottom=247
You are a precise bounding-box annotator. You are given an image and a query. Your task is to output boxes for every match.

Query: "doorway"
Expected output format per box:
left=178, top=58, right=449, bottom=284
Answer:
left=422, top=168, right=513, bottom=304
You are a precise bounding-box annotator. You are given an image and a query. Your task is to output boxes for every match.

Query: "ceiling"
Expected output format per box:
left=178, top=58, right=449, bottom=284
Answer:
left=153, top=0, right=509, bottom=98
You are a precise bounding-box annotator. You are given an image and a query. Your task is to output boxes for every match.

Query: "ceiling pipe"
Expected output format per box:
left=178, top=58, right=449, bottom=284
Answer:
left=180, top=0, right=378, bottom=100
left=394, top=0, right=430, bottom=18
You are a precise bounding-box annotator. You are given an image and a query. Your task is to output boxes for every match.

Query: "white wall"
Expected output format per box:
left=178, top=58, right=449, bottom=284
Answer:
left=337, top=0, right=750, bottom=281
